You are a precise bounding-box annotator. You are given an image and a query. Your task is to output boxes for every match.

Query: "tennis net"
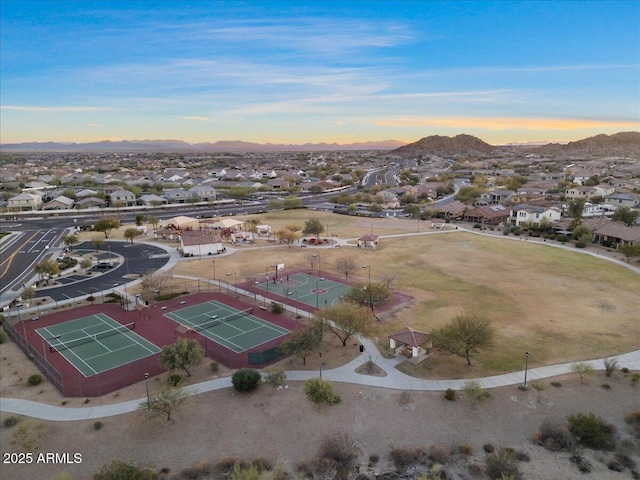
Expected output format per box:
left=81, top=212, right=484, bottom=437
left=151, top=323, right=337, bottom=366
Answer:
left=49, top=322, right=135, bottom=352
left=192, top=307, right=254, bottom=333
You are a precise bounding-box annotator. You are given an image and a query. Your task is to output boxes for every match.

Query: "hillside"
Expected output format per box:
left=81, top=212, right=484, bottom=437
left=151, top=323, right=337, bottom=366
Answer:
left=390, top=134, right=496, bottom=157
left=531, top=131, right=640, bottom=158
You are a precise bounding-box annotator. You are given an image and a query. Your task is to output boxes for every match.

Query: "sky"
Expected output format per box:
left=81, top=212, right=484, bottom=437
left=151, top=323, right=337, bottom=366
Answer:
left=1, top=0, right=639, bottom=145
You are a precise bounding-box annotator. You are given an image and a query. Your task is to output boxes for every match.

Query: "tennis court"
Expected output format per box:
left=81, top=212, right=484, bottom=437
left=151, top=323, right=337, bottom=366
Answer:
left=254, top=272, right=351, bottom=309
left=36, top=314, right=161, bottom=377
left=164, top=300, right=290, bottom=353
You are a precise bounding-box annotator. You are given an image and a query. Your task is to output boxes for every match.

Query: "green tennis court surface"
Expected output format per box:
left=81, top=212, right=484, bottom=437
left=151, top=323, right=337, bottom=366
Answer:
left=36, top=314, right=160, bottom=377
left=164, top=300, right=289, bottom=353
left=254, top=272, right=351, bottom=309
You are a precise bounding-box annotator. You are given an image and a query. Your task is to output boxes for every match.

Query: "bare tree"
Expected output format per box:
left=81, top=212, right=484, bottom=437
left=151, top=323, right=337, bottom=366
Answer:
left=307, top=254, right=318, bottom=272
left=140, top=387, right=189, bottom=421
left=380, top=272, right=397, bottom=288
left=318, top=302, right=373, bottom=346
left=140, top=272, right=172, bottom=298
left=432, top=314, right=494, bottom=366
left=335, top=256, right=357, bottom=281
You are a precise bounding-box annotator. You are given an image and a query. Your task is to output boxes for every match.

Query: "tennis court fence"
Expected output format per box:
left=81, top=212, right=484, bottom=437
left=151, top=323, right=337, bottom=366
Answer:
left=4, top=319, right=163, bottom=397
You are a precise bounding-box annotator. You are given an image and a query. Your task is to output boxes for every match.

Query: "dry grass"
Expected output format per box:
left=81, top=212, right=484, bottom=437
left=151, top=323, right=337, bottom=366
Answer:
left=81, top=211, right=640, bottom=378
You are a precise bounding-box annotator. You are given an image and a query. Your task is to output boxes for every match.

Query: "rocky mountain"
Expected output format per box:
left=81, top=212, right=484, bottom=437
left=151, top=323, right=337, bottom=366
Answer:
left=529, top=132, right=640, bottom=158
left=0, top=139, right=405, bottom=153
left=390, top=134, right=495, bottom=157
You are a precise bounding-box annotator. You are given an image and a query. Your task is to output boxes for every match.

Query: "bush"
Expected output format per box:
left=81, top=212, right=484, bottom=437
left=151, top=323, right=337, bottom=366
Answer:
left=458, top=444, right=473, bottom=455
left=428, top=444, right=450, bottom=464
left=27, top=374, right=43, bottom=386
left=557, top=234, right=569, bottom=243
left=485, top=449, right=520, bottom=480
left=532, top=421, right=575, bottom=451
left=621, top=367, right=630, bottom=374
left=483, top=443, right=495, bottom=453
left=210, top=361, right=219, bottom=373
left=603, top=357, right=619, bottom=377
left=0, top=332, right=7, bottom=344
left=251, top=455, right=273, bottom=472
left=567, top=413, right=616, bottom=450
left=303, top=378, right=341, bottom=405
left=93, top=421, right=103, bottom=430
left=444, top=388, right=456, bottom=401
left=317, top=433, right=360, bottom=477
left=569, top=452, right=592, bottom=473
left=167, top=374, right=182, bottom=387
left=271, top=303, right=284, bottom=314
left=575, top=241, right=587, bottom=248
left=231, top=369, right=261, bottom=392
left=624, top=409, right=640, bottom=438
left=462, top=380, right=490, bottom=404
left=550, top=381, right=562, bottom=388
left=389, top=446, right=426, bottom=472
left=3, top=416, right=18, bottom=428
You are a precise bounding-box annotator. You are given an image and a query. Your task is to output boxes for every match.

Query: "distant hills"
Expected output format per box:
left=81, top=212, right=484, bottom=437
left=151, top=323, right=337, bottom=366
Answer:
left=1, top=132, right=638, bottom=157
left=0, top=139, right=406, bottom=153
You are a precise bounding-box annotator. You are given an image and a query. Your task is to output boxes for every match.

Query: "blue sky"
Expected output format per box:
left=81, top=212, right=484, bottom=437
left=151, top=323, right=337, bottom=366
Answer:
left=1, top=0, right=638, bottom=145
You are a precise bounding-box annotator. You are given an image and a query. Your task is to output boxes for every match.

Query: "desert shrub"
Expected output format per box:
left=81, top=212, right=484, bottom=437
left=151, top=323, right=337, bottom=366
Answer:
left=94, top=460, right=155, bottom=480
left=458, top=444, right=473, bottom=455
left=444, top=388, right=456, bottom=401
left=485, top=449, right=520, bottom=480
left=0, top=332, right=7, bottom=344
left=625, top=409, right=640, bottom=438
left=167, top=374, right=182, bottom=387
left=250, top=455, right=273, bottom=472
left=303, top=378, right=341, bottom=405
left=229, top=463, right=262, bottom=480
left=514, top=451, right=530, bottom=462
left=575, top=241, right=586, bottom=248
left=603, top=357, right=619, bottom=377
left=569, top=452, right=592, bottom=473
left=271, top=302, right=284, bottom=314
left=532, top=421, right=575, bottom=451
left=462, top=380, right=490, bottom=404
left=601, top=383, right=611, bottom=390
left=93, top=421, right=103, bottom=430
left=4, top=416, right=18, bottom=428
left=27, top=374, right=43, bottom=386
left=550, top=381, right=562, bottom=387
left=216, top=456, right=246, bottom=475
left=231, top=369, right=261, bottom=392
left=270, top=463, right=293, bottom=480
left=557, top=234, right=569, bottom=243
left=473, top=223, right=482, bottom=229
left=622, top=367, right=630, bottom=373
left=483, top=443, right=495, bottom=453
left=317, top=432, right=360, bottom=477
left=368, top=454, right=379, bottom=465
left=631, top=373, right=640, bottom=386
left=567, top=413, right=616, bottom=450
left=210, top=361, right=219, bottom=373
left=428, top=444, right=450, bottom=464
left=389, top=446, right=426, bottom=472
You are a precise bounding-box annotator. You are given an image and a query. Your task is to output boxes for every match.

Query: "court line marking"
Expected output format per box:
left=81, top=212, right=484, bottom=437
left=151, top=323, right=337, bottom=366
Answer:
left=39, top=325, right=98, bottom=376
left=94, top=313, right=159, bottom=355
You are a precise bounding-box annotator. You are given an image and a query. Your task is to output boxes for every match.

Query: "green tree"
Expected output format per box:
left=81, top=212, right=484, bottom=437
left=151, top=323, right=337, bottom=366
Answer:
left=432, top=314, right=494, bottom=366
left=62, top=234, right=79, bottom=250
left=303, top=218, right=325, bottom=239
left=308, top=184, right=324, bottom=194
left=227, top=186, right=252, bottom=199
left=455, top=185, right=485, bottom=203
left=342, top=282, right=391, bottom=321
left=570, top=362, right=594, bottom=384
left=619, top=245, right=640, bottom=263
left=567, top=413, right=616, bottom=450
left=21, top=286, right=36, bottom=301
left=278, top=328, right=322, bottom=365
left=335, top=256, right=357, bottom=281
left=94, top=218, right=121, bottom=238
left=282, top=196, right=303, bottom=209
left=318, top=302, right=372, bottom=347
left=123, top=228, right=142, bottom=244
left=61, top=188, right=77, bottom=200
left=33, top=259, right=60, bottom=284
left=276, top=224, right=301, bottom=247
left=147, top=215, right=159, bottom=230
left=90, top=238, right=105, bottom=252
left=139, top=387, right=189, bottom=421
left=158, top=338, right=204, bottom=377
left=94, top=460, right=155, bottom=480
left=134, top=214, right=146, bottom=226
left=567, top=198, right=586, bottom=229
left=612, top=206, right=639, bottom=227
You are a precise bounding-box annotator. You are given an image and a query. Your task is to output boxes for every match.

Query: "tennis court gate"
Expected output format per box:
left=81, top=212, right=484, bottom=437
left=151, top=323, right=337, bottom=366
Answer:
left=195, top=333, right=286, bottom=369
left=4, top=319, right=165, bottom=397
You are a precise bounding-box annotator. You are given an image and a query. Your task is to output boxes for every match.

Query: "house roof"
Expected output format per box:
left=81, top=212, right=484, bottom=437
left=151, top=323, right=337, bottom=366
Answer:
left=389, top=327, right=431, bottom=347
left=179, top=232, right=223, bottom=246
left=359, top=234, right=379, bottom=242
left=594, top=223, right=640, bottom=242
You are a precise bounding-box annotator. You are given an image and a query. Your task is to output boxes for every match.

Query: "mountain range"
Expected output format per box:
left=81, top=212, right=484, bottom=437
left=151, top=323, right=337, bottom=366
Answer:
left=1, top=132, right=638, bottom=157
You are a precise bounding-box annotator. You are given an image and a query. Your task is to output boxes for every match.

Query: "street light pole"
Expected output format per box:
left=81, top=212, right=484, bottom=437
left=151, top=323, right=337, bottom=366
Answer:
left=313, top=253, right=321, bottom=276
left=523, top=351, right=530, bottom=389
left=319, top=352, right=323, bottom=379
left=362, top=265, right=371, bottom=284
left=226, top=272, right=237, bottom=298
left=144, top=373, right=150, bottom=405
left=315, top=278, right=325, bottom=308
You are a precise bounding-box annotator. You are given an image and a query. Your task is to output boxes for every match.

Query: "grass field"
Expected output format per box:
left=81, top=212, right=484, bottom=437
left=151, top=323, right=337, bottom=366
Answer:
left=168, top=214, right=639, bottom=378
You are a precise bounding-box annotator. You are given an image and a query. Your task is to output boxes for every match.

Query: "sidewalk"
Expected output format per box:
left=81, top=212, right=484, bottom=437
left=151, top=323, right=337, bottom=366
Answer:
left=1, top=345, right=638, bottom=422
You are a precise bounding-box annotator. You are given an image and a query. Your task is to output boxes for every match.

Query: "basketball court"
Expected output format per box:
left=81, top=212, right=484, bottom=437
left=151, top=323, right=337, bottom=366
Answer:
left=253, top=272, right=351, bottom=309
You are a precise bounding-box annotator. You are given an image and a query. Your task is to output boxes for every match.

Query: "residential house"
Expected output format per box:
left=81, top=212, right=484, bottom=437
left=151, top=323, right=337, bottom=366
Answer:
left=107, top=189, right=137, bottom=207
left=7, top=192, right=43, bottom=211
left=509, top=204, right=562, bottom=227
left=75, top=197, right=107, bottom=210
left=267, top=178, right=290, bottom=191
left=605, top=193, right=640, bottom=209
left=432, top=201, right=467, bottom=220
left=188, top=185, right=217, bottom=202
left=42, top=195, right=75, bottom=210
left=463, top=204, right=509, bottom=225
left=593, top=222, right=640, bottom=248
left=138, top=194, right=168, bottom=206
left=478, top=189, right=515, bottom=205
left=163, top=188, right=192, bottom=204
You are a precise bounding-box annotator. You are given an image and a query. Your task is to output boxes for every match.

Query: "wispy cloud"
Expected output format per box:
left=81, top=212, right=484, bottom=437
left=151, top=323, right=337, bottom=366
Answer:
left=86, top=123, right=99, bottom=127
left=1, top=105, right=113, bottom=113
left=176, top=115, right=209, bottom=122
left=373, top=116, right=640, bottom=131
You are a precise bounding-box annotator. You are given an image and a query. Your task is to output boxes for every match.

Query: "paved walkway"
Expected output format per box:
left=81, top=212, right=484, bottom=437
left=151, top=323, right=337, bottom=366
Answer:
left=1, top=345, right=638, bottom=421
